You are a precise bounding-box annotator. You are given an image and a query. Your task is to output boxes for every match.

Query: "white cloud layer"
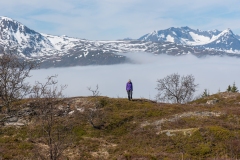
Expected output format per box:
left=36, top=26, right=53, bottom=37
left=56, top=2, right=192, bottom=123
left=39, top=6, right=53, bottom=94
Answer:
left=1, top=0, right=240, bottom=40
left=29, top=53, right=240, bottom=100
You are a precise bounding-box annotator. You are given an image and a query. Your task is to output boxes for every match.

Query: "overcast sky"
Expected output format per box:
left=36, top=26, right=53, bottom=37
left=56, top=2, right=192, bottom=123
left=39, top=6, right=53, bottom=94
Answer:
left=1, top=0, right=240, bottom=40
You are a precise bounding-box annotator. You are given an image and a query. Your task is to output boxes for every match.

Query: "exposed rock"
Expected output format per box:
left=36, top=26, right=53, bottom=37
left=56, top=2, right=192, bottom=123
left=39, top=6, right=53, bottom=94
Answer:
left=58, top=105, right=64, bottom=110
left=75, top=105, right=85, bottom=112
left=18, top=107, right=36, bottom=116
left=4, top=122, right=25, bottom=126
left=1, top=107, right=35, bottom=126
left=7, top=116, right=18, bottom=122
left=68, top=111, right=75, bottom=115
left=54, top=104, right=72, bottom=116
left=4, top=117, right=28, bottom=126
left=141, top=111, right=222, bottom=134
left=158, top=128, right=198, bottom=136
left=206, top=98, right=219, bottom=105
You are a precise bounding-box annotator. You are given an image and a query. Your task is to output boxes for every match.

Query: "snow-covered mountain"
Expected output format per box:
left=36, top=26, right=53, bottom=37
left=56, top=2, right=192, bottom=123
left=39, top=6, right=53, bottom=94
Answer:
left=139, top=26, right=240, bottom=53
left=0, top=16, right=240, bottom=68
left=200, top=29, right=240, bottom=52
left=0, top=16, right=54, bottom=56
left=0, top=17, right=128, bottom=67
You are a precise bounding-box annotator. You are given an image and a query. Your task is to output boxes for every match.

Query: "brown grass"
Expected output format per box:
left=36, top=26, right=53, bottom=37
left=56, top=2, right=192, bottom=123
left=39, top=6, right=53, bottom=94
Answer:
left=0, top=93, right=240, bottom=159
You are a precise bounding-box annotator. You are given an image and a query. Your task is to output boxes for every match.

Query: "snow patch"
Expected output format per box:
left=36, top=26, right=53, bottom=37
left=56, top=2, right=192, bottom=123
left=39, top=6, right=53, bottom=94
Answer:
left=166, top=35, right=174, bottom=42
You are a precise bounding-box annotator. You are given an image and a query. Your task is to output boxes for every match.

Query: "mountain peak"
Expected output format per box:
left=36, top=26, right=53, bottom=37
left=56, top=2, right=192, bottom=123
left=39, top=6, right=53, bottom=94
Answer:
left=181, top=26, right=191, bottom=30
left=151, top=30, right=158, bottom=35
left=0, top=16, right=14, bottom=21
left=218, top=28, right=234, bottom=37
left=0, top=16, right=19, bottom=25
left=0, top=16, right=53, bottom=56
left=0, top=16, right=25, bottom=31
left=224, top=28, right=233, bottom=34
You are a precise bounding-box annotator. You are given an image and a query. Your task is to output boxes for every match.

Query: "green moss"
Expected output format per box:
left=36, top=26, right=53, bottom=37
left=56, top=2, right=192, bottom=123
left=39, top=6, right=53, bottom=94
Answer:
left=0, top=127, right=16, bottom=136
left=99, top=97, right=108, bottom=107
left=0, top=136, right=15, bottom=143
left=207, top=126, right=232, bottom=141
left=146, top=110, right=164, bottom=117
left=105, top=116, right=135, bottom=136
left=187, top=143, right=211, bottom=157
left=3, top=154, right=13, bottom=159
left=189, top=130, right=204, bottom=142
left=73, top=126, right=87, bottom=138
left=18, top=142, right=34, bottom=150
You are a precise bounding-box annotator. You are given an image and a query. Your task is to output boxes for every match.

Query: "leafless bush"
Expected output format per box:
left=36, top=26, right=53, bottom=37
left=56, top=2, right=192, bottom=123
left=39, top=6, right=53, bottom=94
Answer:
left=87, top=84, right=100, bottom=97
left=30, top=75, right=71, bottom=160
left=86, top=85, right=105, bottom=129
left=0, top=51, right=37, bottom=112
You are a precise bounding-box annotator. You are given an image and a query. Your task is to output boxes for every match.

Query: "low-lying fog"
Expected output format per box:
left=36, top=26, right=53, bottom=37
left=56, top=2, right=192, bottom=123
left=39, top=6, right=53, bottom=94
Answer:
left=29, top=53, right=240, bottom=100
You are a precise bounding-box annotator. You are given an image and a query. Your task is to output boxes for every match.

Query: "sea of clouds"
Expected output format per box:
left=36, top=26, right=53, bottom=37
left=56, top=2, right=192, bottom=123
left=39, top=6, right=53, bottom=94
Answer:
left=29, top=53, right=240, bottom=100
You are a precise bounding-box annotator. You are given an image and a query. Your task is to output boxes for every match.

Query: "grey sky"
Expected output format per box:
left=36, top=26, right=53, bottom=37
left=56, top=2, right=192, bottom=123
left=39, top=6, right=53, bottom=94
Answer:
left=1, top=0, right=240, bottom=40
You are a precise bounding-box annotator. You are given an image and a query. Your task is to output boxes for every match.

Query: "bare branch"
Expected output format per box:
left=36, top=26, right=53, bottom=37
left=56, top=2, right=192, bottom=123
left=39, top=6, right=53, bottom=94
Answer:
left=0, top=49, right=37, bottom=112
left=87, top=84, right=101, bottom=97
left=85, top=85, right=105, bottom=129
left=30, top=75, right=69, bottom=160
left=156, top=73, right=198, bottom=103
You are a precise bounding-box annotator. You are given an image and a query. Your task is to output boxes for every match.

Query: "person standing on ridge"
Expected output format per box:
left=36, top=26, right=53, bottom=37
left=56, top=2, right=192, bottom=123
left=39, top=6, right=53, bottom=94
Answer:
left=126, top=79, right=133, bottom=101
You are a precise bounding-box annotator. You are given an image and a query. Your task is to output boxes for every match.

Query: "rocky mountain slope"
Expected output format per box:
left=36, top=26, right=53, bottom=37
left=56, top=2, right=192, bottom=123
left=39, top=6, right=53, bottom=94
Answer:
left=0, top=16, right=240, bottom=68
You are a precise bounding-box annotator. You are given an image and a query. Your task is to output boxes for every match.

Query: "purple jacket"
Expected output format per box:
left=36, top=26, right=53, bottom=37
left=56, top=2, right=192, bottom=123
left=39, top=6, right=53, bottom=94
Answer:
left=126, top=82, right=133, bottom=91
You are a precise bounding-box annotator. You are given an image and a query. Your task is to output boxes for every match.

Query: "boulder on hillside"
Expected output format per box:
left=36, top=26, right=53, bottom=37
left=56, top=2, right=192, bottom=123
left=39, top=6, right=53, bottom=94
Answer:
left=18, top=107, right=36, bottom=116
left=206, top=98, right=219, bottom=105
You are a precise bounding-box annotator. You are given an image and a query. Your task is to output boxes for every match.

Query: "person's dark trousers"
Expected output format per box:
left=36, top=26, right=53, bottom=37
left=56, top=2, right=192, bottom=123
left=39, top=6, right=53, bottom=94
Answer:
left=127, top=90, right=132, bottom=100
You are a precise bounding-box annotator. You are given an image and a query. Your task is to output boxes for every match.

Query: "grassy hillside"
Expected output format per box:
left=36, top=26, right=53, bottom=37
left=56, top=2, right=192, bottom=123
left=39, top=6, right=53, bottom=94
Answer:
left=0, top=92, right=240, bottom=159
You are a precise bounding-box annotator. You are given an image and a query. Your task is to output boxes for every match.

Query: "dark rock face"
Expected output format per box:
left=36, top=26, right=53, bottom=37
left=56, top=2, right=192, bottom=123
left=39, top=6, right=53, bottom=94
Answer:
left=39, top=50, right=126, bottom=68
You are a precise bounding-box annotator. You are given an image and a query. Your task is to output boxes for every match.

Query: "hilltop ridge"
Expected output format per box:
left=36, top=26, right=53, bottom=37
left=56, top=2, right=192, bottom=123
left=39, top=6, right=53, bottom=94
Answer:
left=1, top=92, right=240, bottom=159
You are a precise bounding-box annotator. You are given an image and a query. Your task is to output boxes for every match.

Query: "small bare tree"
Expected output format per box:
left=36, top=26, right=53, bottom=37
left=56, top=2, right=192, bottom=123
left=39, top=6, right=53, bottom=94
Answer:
left=86, top=85, right=105, bottom=129
left=0, top=51, right=36, bottom=112
left=87, top=84, right=100, bottom=97
left=156, top=73, right=198, bottom=103
left=30, top=75, right=70, bottom=160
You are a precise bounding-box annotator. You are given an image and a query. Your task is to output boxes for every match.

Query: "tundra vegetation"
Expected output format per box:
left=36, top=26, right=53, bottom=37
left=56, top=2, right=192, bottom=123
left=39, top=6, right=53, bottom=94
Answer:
left=0, top=52, right=240, bottom=159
